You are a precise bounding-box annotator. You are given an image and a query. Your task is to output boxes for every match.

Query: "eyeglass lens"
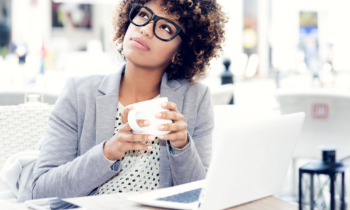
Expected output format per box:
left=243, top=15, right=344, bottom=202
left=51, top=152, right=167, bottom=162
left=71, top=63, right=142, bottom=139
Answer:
left=130, top=5, right=178, bottom=40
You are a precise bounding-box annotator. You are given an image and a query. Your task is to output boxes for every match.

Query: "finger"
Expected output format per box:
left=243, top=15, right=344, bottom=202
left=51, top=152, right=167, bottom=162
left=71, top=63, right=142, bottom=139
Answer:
left=121, top=105, right=133, bottom=124
left=118, top=120, right=150, bottom=134
left=155, top=111, right=184, bottom=121
left=137, top=119, right=150, bottom=127
left=158, top=131, right=187, bottom=141
left=161, top=102, right=178, bottom=112
left=118, top=122, right=132, bottom=132
left=158, top=122, right=187, bottom=132
left=118, top=132, right=156, bottom=142
left=125, top=142, right=153, bottom=151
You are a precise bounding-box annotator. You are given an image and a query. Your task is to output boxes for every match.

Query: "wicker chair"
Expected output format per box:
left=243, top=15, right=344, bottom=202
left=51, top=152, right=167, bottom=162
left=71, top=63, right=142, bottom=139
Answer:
left=0, top=90, right=59, bottom=106
left=0, top=104, right=54, bottom=169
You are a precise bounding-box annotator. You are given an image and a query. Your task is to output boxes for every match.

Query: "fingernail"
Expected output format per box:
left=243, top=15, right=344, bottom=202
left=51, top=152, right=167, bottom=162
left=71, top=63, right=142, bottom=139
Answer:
left=158, top=125, right=164, bottom=130
left=148, top=135, right=155, bottom=140
left=155, top=112, right=162, bottom=117
left=147, top=146, right=152, bottom=150
left=144, top=120, right=150, bottom=125
left=127, top=105, right=133, bottom=110
left=162, top=102, right=167, bottom=107
left=159, top=135, right=165, bottom=139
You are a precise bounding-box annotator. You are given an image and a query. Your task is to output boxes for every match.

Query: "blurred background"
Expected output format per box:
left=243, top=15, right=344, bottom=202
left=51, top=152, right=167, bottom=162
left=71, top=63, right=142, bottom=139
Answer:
left=1, top=0, right=350, bottom=204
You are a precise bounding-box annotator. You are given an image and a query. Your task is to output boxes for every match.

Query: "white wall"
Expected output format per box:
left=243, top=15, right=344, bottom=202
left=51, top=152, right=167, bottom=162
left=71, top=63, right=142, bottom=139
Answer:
left=270, top=0, right=350, bottom=72
left=327, top=0, right=350, bottom=71
left=11, top=0, right=118, bottom=53
left=51, top=4, right=101, bottom=51
left=49, top=3, right=117, bottom=52
left=99, top=4, right=116, bottom=53
left=11, top=0, right=51, bottom=54
left=257, top=0, right=270, bottom=77
left=207, top=0, right=243, bottom=78
left=270, top=0, right=299, bottom=71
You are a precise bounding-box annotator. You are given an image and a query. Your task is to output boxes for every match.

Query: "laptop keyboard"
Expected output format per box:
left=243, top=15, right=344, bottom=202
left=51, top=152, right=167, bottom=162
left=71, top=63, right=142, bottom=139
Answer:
left=155, top=188, right=202, bottom=203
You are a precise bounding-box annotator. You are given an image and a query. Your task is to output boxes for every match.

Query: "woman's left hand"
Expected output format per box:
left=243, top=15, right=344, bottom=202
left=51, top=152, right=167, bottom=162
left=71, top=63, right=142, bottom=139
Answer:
left=156, top=102, right=188, bottom=149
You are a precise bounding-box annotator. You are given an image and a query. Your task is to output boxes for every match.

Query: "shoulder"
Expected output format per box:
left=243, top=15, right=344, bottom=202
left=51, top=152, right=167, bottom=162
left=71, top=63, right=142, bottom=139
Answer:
left=58, top=74, right=113, bottom=106
left=57, top=74, right=107, bottom=107
left=69, top=74, right=106, bottom=92
left=177, top=79, right=210, bottom=102
left=174, top=79, right=214, bottom=135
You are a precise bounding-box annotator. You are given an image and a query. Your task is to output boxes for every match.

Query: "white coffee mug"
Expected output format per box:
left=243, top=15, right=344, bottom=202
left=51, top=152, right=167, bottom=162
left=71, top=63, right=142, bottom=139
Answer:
left=127, top=97, right=172, bottom=137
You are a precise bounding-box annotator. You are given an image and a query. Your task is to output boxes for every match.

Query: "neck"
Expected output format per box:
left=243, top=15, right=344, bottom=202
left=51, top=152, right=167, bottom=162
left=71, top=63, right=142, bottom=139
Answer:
left=119, top=61, right=166, bottom=105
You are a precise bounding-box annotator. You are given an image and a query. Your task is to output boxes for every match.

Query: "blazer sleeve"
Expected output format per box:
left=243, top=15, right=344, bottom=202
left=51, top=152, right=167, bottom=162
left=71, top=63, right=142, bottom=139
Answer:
left=166, top=86, right=214, bottom=186
left=18, top=78, right=122, bottom=202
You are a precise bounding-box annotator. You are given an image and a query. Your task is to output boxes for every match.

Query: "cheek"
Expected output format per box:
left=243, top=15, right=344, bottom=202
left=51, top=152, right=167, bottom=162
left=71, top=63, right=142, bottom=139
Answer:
left=153, top=39, right=181, bottom=60
left=122, top=25, right=133, bottom=50
left=123, top=25, right=143, bottom=59
left=154, top=45, right=176, bottom=59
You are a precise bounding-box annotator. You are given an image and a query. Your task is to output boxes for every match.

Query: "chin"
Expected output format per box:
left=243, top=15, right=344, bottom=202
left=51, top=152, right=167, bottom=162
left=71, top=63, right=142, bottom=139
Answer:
left=123, top=44, right=170, bottom=69
left=125, top=51, right=145, bottom=65
left=124, top=51, right=151, bottom=67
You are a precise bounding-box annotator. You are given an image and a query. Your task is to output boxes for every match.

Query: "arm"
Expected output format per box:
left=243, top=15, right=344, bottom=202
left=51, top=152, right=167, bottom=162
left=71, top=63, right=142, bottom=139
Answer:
left=163, top=87, right=214, bottom=186
left=19, top=78, right=122, bottom=201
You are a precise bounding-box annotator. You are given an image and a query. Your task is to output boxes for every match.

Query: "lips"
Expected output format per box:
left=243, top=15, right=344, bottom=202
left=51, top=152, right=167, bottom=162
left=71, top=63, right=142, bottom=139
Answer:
left=131, top=37, right=150, bottom=50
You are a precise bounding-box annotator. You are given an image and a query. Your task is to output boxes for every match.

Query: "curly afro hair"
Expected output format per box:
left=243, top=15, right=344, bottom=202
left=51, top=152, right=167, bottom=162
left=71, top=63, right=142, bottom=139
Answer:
left=112, top=0, right=228, bottom=82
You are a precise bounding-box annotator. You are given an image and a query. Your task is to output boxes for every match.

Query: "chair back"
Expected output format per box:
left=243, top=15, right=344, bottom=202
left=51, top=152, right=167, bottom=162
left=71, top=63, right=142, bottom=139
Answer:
left=0, top=105, right=53, bottom=169
left=210, top=84, right=234, bottom=105
left=277, top=89, right=350, bottom=159
left=0, top=90, right=59, bottom=106
left=245, top=54, right=260, bottom=78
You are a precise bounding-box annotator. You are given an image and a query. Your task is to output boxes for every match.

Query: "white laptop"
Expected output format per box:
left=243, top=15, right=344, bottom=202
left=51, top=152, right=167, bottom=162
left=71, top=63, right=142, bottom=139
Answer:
left=128, top=113, right=305, bottom=210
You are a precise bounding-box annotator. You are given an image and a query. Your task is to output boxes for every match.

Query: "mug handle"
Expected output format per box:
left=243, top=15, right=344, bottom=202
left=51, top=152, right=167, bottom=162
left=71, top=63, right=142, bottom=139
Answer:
left=128, top=110, right=146, bottom=133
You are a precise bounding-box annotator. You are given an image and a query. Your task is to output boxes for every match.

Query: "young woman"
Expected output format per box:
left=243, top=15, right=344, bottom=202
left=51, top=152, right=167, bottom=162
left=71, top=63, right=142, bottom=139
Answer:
left=18, top=0, right=227, bottom=201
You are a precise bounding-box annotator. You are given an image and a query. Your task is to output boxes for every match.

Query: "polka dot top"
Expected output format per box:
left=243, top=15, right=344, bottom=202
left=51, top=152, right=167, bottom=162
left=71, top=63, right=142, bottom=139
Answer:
left=96, top=96, right=161, bottom=195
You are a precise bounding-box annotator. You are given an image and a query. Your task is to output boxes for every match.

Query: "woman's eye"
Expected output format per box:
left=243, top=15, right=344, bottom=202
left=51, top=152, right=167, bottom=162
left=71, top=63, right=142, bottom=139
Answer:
left=161, top=25, right=172, bottom=34
left=139, top=12, right=149, bottom=19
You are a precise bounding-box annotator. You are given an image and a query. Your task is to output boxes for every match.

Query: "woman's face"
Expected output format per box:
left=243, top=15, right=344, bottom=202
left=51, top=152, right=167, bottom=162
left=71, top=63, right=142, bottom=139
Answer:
left=123, top=0, right=184, bottom=70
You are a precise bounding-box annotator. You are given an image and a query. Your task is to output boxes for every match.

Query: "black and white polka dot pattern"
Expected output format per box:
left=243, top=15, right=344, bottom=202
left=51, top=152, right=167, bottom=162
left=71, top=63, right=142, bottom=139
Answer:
left=96, top=96, right=160, bottom=195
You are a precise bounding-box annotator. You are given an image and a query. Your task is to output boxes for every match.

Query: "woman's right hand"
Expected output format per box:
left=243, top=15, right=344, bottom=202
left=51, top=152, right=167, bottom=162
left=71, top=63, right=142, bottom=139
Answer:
left=103, top=105, right=155, bottom=161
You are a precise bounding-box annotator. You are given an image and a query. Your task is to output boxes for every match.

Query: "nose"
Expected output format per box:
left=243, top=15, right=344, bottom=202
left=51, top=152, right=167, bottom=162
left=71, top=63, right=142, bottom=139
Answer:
left=139, top=21, right=154, bottom=39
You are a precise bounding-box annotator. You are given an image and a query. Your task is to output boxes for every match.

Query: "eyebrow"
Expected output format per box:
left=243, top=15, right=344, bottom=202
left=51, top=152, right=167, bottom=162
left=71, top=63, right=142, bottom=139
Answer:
left=161, top=14, right=185, bottom=32
left=145, top=5, right=184, bottom=30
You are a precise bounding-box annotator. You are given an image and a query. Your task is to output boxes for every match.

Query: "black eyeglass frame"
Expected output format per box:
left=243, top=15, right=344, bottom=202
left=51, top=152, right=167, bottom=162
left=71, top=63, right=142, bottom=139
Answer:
left=129, top=3, right=186, bottom=42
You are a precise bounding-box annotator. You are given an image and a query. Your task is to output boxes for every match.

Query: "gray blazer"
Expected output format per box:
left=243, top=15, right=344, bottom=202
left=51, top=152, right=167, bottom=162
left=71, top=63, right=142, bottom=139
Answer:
left=18, top=64, right=214, bottom=202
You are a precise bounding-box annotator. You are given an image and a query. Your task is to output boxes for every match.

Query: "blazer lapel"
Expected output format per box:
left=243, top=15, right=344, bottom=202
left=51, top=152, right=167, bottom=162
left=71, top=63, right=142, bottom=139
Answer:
left=96, top=95, right=119, bottom=145
left=160, top=73, right=184, bottom=114
left=159, top=72, right=185, bottom=188
left=95, top=64, right=125, bottom=145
